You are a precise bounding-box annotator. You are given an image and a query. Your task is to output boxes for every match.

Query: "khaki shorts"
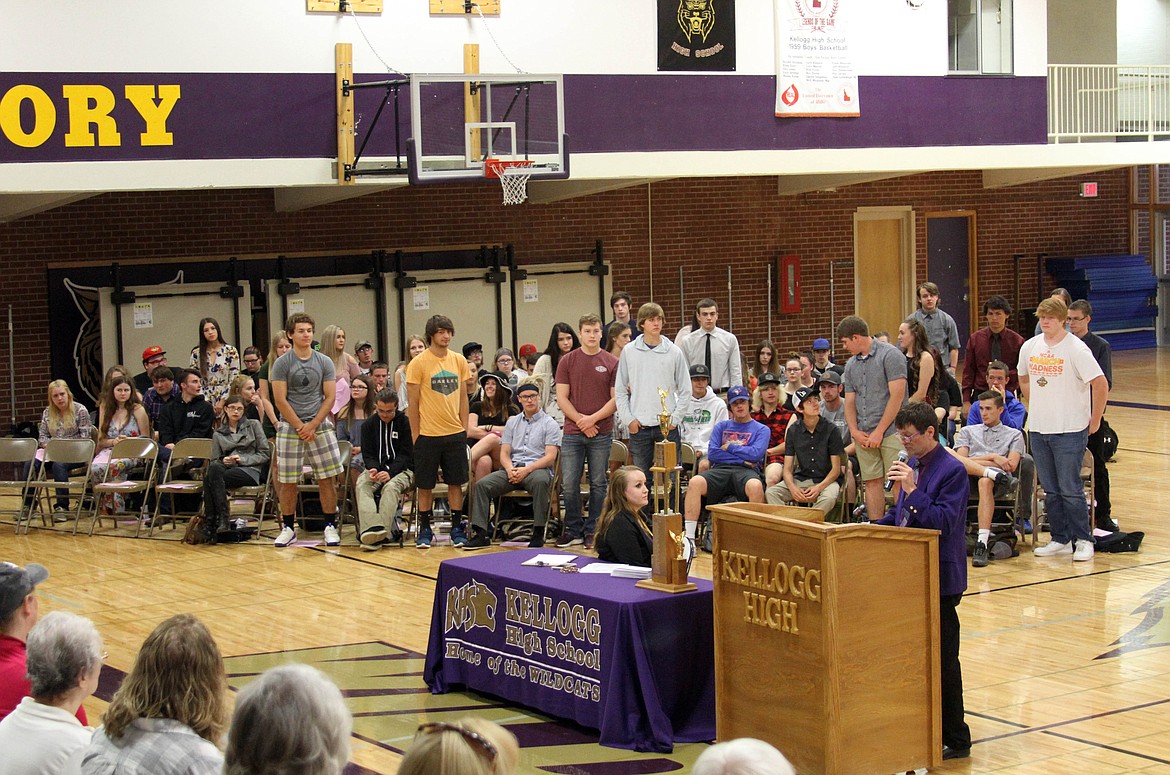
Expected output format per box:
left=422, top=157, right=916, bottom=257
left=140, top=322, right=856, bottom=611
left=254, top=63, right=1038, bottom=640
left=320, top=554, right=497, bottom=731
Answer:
left=856, top=432, right=905, bottom=482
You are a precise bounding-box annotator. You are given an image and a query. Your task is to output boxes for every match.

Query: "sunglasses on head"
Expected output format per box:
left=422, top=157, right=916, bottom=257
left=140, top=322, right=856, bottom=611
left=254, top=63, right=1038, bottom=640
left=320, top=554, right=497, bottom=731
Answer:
left=416, top=722, right=497, bottom=761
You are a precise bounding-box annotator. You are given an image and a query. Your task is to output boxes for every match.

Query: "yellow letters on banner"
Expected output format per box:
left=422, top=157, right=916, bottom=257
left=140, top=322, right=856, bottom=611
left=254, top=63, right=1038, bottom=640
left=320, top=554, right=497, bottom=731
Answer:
left=0, top=83, right=181, bottom=149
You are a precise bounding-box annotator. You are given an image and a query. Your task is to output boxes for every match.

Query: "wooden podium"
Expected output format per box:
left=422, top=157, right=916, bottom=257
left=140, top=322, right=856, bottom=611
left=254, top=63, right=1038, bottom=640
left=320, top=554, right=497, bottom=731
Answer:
left=708, top=503, right=941, bottom=775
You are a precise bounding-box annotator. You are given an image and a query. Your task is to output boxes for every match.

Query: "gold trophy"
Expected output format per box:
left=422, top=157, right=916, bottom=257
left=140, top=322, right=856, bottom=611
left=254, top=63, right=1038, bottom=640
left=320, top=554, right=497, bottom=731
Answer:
left=636, top=389, right=697, bottom=594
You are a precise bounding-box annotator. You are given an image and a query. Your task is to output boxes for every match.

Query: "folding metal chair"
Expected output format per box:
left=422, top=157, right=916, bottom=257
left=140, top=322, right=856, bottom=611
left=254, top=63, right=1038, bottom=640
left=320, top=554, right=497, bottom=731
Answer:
left=89, top=437, right=157, bottom=536
left=0, top=438, right=39, bottom=533
left=297, top=440, right=352, bottom=529
left=24, top=438, right=96, bottom=533
left=226, top=440, right=276, bottom=536
left=494, top=458, right=562, bottom=543
left=149, top=437, right=213, bottom=537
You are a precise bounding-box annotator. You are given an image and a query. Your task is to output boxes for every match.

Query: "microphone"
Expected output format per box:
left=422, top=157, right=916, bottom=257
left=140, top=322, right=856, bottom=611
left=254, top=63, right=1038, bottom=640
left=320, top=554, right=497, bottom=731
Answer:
left=884, top=450, right=909, bottom=491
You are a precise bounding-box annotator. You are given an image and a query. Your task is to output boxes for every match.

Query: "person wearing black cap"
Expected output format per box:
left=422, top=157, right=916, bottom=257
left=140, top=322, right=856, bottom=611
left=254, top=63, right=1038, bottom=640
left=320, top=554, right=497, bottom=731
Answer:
left=679, top=363, right=728, bottom=474
left=751, top=371, right=792, bottom=487
left=0, top=563, right=88, bottom=725
left=464, top=379, right=562, bottom=550
left=766, top=386, right=845, bottom=518
left=461, top=342, right=483, bottom=368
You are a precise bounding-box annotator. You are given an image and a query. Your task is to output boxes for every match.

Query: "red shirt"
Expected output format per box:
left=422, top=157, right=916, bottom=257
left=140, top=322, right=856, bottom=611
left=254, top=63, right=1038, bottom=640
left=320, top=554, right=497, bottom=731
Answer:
left=556, top=348, right=619, bottom=436
left=0, top=634, right=87, bottom=725
left=752, top=406, right=793, bottom=464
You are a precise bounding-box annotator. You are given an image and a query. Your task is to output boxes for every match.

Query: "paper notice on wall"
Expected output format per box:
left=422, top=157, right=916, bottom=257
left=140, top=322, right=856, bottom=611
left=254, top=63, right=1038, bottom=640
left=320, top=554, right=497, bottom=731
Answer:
left=523, top=279, right=539, bottom=303
left=132, top=303, right=153, bottom=329
left=413, top=286, right=430, bottom=311
left=774, top=0, right=860, bottom=118
left=288, top=298, right=305, bottom=314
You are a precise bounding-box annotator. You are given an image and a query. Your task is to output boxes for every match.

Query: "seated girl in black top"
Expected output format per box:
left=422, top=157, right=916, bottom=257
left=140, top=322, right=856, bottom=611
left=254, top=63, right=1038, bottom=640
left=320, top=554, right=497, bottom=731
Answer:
left=595, top=465, right=654, bottom=567
left=468, top=371, right=520, bottom=482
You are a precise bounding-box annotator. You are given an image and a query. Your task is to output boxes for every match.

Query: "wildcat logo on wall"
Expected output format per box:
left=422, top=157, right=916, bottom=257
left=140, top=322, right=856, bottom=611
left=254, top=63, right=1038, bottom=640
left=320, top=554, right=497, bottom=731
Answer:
left=658, top=0, right=736, bottom=72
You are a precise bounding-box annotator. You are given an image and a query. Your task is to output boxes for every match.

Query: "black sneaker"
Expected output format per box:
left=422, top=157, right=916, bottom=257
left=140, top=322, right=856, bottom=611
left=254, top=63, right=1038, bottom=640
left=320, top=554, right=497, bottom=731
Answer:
left=972, top=540, right=990, bottom=567
left=464, top=529, right=492, bottom=551
left=528, top=526, right=546, bottom=549
left=991, top=469, right=1019, bottom=499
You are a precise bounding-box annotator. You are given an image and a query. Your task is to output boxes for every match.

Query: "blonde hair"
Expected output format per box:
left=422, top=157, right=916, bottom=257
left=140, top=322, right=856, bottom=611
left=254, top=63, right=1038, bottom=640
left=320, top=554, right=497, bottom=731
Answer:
left=1036, top=297, right=1068, bottom=321
left=398, top=717, right=519, bottom=775
left=45, top=379, right=78, bottom=430
left=320, top=325, right=350, bottom=375
left=267, top=333, right=291, bottom=366
left=101, top=614, right=228, bottom=743
left=596, top=466, right=652, bottom=542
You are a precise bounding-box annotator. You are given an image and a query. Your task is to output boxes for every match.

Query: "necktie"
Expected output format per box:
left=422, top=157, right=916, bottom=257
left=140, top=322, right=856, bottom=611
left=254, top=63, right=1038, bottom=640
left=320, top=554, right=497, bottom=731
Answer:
left=704, top=333, right=713, bottom=378
left=990, top=332, right=1001, bottom=362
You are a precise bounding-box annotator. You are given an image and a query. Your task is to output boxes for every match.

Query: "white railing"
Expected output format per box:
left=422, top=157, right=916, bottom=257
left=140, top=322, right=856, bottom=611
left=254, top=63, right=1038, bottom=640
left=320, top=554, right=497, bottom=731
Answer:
left=1048, top=64, right=1170, bottom=143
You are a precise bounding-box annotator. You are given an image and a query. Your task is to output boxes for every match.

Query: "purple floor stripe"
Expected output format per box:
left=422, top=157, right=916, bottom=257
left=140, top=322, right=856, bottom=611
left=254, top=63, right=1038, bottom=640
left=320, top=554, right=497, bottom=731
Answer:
left=503, top=720, right=600, bottom=748
left=538, top=759, right=686, bottom=774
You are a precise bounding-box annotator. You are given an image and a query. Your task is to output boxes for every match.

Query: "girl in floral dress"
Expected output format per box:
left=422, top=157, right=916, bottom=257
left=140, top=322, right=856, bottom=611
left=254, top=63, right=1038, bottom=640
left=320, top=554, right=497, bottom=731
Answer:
left=190, top=317, right=240, bottom=416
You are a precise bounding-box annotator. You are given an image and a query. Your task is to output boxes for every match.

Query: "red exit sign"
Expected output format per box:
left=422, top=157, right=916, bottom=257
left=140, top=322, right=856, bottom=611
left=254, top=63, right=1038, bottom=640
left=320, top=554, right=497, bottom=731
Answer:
left=1080, top=182, right=1098, bottom=198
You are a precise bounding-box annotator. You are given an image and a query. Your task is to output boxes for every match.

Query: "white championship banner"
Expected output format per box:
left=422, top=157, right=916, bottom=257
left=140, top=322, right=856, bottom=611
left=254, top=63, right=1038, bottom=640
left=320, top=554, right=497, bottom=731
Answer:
left=774, top=0, right=860, bottom=118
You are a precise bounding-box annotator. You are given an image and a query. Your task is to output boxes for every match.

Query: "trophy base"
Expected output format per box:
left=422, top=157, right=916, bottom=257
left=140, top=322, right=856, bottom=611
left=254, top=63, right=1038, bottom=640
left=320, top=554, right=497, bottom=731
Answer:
left=635, top=578, right=698, bottom=594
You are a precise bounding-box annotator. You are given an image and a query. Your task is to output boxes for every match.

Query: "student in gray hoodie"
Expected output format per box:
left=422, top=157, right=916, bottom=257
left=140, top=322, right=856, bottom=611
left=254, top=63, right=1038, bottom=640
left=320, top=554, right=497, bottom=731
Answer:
left=615, top=302, right=692, bottom=491
left=356, top=388, right=415, bottom=550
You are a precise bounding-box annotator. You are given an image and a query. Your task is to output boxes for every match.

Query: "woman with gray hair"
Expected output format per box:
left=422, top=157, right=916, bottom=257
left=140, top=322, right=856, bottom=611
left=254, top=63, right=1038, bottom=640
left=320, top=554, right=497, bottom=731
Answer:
left=223, top=664, right=352, bottom=775
left=0, top=611, right=102, bottom=774
left=692, top=738, right=796, bottom=775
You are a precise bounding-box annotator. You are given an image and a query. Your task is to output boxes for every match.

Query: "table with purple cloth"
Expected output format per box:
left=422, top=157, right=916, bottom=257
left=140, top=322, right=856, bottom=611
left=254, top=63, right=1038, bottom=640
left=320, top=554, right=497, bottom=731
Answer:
left=424, top=548, right=716, bottom=752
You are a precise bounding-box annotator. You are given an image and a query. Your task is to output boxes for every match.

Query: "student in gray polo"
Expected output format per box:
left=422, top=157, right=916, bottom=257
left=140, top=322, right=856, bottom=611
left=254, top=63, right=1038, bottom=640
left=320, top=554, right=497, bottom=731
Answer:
left=837, top=315, right=907, bottom=521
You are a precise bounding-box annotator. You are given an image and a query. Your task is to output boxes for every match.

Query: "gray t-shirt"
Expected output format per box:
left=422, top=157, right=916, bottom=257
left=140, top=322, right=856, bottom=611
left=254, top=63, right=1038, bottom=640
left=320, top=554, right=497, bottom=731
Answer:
left=270, top=349, right=335, bottom=422
left=842, top=339, right=907, bottom=436
left=819, top=400, right=850, bottom=446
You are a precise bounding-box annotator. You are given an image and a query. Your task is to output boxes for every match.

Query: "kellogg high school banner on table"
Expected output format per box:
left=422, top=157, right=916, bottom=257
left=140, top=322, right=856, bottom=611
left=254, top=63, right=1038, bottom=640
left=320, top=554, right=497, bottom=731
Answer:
left=774, top=0, right=860, bottom=117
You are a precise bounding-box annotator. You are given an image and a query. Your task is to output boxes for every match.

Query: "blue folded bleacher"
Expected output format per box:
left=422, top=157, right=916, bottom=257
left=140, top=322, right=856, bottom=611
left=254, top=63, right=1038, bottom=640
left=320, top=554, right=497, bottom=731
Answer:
left=1045, top=254, right=1158, bottom=351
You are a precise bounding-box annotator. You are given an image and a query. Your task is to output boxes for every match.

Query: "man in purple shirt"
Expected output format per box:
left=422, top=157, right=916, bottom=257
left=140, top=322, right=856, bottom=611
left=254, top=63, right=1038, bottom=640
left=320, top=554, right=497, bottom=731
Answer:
left=876, top=400, right=971, bottom=761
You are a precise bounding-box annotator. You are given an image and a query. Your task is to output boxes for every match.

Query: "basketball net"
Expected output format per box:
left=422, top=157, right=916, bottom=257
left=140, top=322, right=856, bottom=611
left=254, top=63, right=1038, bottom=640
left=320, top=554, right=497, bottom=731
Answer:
left=485, top=159, right=535, bottom=205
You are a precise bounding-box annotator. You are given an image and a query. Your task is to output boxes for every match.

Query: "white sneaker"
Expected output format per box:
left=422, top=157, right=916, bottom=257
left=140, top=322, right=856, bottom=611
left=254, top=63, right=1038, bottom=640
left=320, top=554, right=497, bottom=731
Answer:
left=323, top=525, right=341, bottom=546
left=1034, top=540, right=1073, bottom=557
left=1073, top=539, right=1095, bottom=562
left=274, top=526, right=296, bottom=547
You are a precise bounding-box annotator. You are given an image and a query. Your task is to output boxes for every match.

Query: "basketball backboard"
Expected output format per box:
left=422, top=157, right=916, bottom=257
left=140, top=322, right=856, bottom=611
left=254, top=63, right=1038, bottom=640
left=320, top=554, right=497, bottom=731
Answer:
left=407, top=73, right=568, bottom=185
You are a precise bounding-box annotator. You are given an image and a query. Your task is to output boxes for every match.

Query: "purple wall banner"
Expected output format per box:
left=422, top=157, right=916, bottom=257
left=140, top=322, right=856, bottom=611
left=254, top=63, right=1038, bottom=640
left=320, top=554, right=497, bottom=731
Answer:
left=1, top=72, right=1046, bottom=165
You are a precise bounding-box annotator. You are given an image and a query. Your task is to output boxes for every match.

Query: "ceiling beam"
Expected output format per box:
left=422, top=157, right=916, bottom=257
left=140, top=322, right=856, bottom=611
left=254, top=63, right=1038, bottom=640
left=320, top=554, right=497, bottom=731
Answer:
left=0, top=193, right=98, bottom=223
left=525, top=177, right=669, bottom=204
left=982, top=165, right=1127, bottom=189
left=272, top=183, right=404, bottom=213
left=775, top=171, right=918, bottom=196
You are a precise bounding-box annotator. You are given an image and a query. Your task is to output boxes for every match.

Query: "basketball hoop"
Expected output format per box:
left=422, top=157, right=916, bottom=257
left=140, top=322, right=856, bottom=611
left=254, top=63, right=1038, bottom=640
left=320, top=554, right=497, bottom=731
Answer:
left=485, top=158, right=535, bottom=205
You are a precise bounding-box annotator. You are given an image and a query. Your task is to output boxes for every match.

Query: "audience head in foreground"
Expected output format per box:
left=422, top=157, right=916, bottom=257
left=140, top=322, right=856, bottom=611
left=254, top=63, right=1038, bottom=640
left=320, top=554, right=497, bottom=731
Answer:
left=692, top=738, right=796, bottom=775
left=398, top=716, right=519, bottom=775
left=82, top=613, right=228, bottom=775
left=224, top=663, right=352, bottom=775
left=0, top=611, right=102, bottom=772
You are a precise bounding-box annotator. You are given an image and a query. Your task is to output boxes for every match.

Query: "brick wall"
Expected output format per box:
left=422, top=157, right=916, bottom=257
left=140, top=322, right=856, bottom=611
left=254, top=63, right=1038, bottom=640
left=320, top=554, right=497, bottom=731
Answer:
left=0, top=168, right=1130, bottom=423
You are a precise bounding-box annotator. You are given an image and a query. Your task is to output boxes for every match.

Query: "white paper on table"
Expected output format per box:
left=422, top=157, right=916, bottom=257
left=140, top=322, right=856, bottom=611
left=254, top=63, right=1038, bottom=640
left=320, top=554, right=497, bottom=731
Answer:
left=609, top=565, right=652, bottom=579
left=520, top=554, right=576, bottom=567
left=579, top=562, right=624, bottom=574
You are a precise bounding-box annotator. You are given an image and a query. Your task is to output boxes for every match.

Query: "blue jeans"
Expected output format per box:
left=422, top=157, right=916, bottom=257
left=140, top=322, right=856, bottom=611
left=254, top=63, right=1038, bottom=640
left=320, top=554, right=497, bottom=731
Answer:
left=560, top=432, right=612, bottom=537
left=1031, top=429, right=1091, bottom=545
left=628, top=425, right=681, bottom=509
left=23, top=460, right=72, bottom=508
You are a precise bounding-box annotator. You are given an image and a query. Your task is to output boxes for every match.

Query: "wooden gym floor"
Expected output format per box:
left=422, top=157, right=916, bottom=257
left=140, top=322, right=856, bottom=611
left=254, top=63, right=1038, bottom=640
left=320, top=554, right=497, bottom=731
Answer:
left=5, top=348, right=1170, bottom=774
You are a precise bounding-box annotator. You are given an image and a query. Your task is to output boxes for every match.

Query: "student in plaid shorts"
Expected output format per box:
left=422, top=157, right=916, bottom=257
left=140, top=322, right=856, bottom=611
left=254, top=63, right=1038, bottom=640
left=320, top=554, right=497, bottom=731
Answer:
left=270, top=313, right=345, bottom=547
